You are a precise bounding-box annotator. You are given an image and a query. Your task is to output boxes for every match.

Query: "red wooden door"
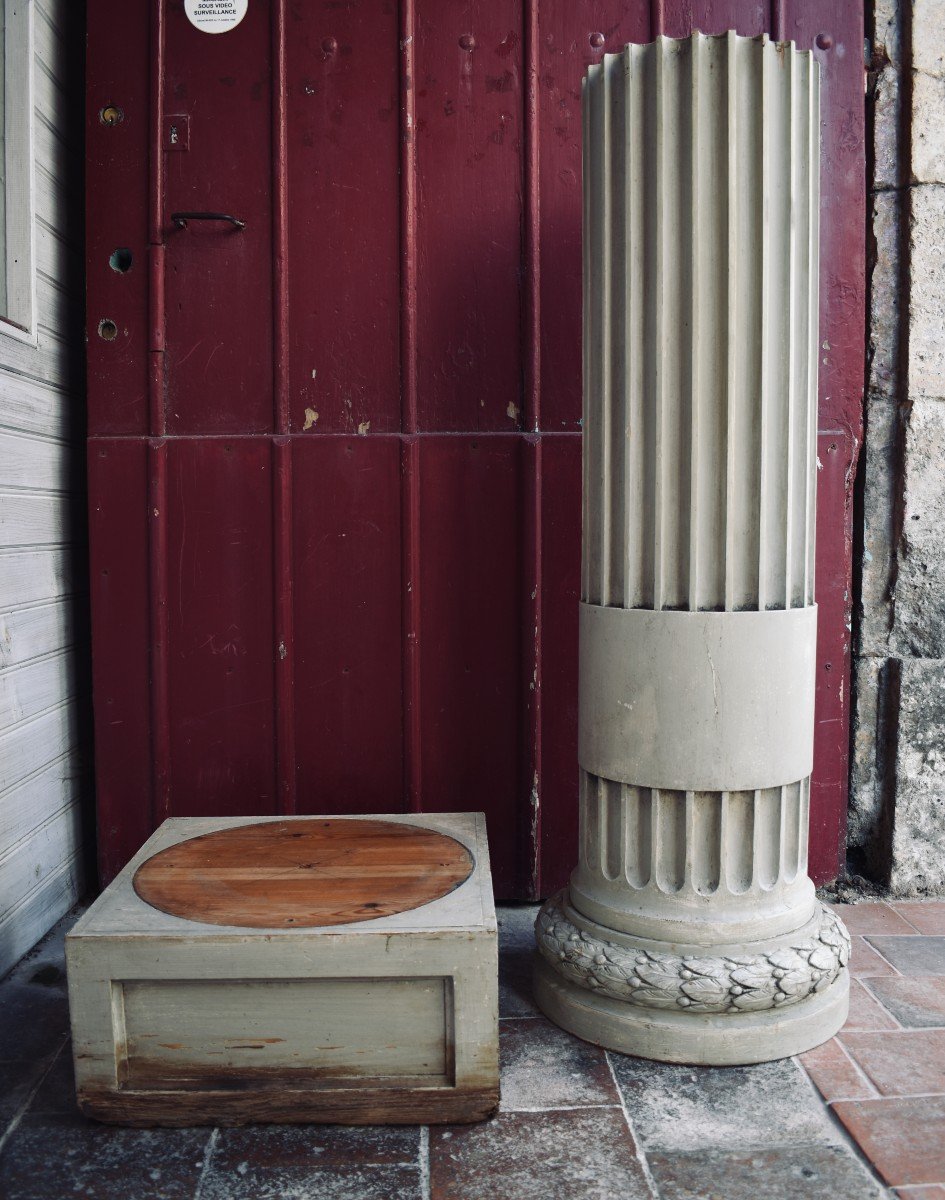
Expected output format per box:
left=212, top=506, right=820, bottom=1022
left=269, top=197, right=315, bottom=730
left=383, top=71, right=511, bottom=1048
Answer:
left=86, top=1, right=864, bottom=897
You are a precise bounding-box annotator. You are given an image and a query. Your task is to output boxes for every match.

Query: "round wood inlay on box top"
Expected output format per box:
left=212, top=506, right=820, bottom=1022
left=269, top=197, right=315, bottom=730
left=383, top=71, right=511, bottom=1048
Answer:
left=132, top=819, right=475, bottom=928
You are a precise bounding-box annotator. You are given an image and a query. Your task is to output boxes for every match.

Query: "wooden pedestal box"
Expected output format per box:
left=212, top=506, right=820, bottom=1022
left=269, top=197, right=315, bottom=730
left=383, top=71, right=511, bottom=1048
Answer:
left=66, top=813, right=499, bottom=1126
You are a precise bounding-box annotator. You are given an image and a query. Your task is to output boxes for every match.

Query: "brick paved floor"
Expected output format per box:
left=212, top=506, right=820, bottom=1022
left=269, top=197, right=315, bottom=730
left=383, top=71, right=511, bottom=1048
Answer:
left=801, top=901, right=945, bottom=1197
left=5, top=901, right=944, bottom=1199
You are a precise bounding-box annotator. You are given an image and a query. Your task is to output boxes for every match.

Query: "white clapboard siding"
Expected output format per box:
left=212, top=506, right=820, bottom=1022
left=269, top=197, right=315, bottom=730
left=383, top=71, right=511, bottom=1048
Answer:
left=34, top=54, right=75, bottom=139
left=36, top=223, right=82, bottom=292
left=33, top=161, right=75, bottom=256
left=0, top=429, right=74, bottom=491
left=34, top=3, right=69, bottom=89
left=34, top=121, right=81, bottom=229
left=0, top=803, right=83, bottom=914
left=0, top=648, right=75, bottom=729
left=0, top=847, right=83, bottom=975
left=0, top=749, right=83, bottom=852
left=36, top=270, right=78, bottom=335
left=1, top=597, right=74, bottom=669
left=0, top=0, right=85, bottom=976
left=0, top=701, right=78, bottom=795
left=0, top=321, right=71, bottom=390
left=0, top=368, right=81, bottom=439
left=36, top=216, right=82, bottom=281
left=0, top=491, right=74, bottom=546
left=0, top=548, right=73, bottom=607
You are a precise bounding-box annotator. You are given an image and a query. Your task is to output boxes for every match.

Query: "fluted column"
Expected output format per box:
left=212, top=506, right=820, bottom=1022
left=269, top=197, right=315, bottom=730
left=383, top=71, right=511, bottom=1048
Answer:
left=534, top=32, right=850, bottom=1065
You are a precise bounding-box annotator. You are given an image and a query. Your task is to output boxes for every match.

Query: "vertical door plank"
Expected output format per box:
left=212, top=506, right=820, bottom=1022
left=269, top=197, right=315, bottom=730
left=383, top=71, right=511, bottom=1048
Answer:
left=811, top=430, right=857, bottom=883
left=163, top=1, right=274, bottom=434
left=654, top=0, right=768, bottom=36
left=292, top=437, right=404, bottom=814
left=689, top=3, right=768, bottom=34
left=650, top=2, right=690, bottom=41
left=413, top=1, right=524, bottom=431
left=418, top=437, right=524, bottom=894
left=537, top=6, right=650, bottom=431
left=781, top=3, right=865, bottom=434
left=165, top=440, right=277, bottom=816
left=535, top=436, right=582, bottom=894
left=286, top=1, right=401, bottom=434
left=782, top=0, right=865, bottom=882
left=87, top=441, right=152, bottom=879
left=86, top=5, right=150, bottom=434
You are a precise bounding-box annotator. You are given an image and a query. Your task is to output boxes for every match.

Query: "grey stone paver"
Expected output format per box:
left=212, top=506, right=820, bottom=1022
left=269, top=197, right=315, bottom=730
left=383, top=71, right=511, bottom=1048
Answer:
left=209, top=1122, right=422, bottom=1170
left=607, top=1055, right=840, bottom=1153
left=867, top=937, right=945, bottom=976
left=0, top=1062, right=47, bottom=1126
left=499, top=1015, right=620, bottom=1111
left=199, top=1163, right=422, bottom=1200
left=0, top=984, right=70, bottom=1064
left=497, top=904, right=541, bottom=1018
left=646, top=1145, right=888, bottom=1200
left=865, top=976, right=945, bottom=1028
left=0, top=1115, right=211, bottom=1200
left=429, top=1109, right=652, bottom=1200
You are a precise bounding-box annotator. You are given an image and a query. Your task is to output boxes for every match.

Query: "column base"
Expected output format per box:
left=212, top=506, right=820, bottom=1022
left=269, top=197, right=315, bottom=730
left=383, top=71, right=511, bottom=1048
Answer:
left=533, top=890, right=850, bottom=1066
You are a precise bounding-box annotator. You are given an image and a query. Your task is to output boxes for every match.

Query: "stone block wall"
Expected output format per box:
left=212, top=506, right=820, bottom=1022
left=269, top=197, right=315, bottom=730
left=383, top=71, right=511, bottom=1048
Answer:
left=852, top=0, right=945, bottom=892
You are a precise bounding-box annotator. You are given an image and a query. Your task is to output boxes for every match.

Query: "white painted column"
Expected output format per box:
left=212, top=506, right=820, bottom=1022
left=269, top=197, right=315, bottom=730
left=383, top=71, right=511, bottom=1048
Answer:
left=534, top=32, right=850, bottom=1065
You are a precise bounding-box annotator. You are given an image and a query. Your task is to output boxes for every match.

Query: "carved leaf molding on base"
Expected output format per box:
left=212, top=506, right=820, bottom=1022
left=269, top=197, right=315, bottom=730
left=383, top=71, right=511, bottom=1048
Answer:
left=535, top=892, right=850, bottom=1014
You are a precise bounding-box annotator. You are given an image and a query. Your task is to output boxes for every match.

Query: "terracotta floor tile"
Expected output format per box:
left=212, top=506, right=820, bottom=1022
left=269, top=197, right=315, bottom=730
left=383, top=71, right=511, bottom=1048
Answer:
left=892, top=904, right=945, bottom=936
left=429, top=1109, right=651, bottom=1200
left=851, top=935, right=901, bottom=977
left=840, top=1030, right=945, bottom=1096
left=833, top=1095, right=945, bottom=1187
left=833, top=902, right=919, bottom=935
left=895, top=1186, right=945, bottom=1199
left=867, top=977, right=945, bottom=1029
left=868, top=938, right=945, bottom=976
left=498, top=1016, right=619, bottom=1111
left=647, top=1145, right=887, bottom=1200
left=800, top=1037, right=876, bottom=1102
left=845, top=978, right=900, bottom=1030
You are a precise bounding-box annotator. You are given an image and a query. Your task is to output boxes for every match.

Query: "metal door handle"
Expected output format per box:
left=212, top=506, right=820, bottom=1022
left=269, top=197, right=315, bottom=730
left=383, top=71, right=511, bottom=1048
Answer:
left=171, top=211, right=245, bottom=231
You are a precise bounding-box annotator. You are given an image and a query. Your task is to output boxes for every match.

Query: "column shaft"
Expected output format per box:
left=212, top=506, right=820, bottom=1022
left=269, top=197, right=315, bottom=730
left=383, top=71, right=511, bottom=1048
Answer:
left=535, top=33, right=849, bottom=1065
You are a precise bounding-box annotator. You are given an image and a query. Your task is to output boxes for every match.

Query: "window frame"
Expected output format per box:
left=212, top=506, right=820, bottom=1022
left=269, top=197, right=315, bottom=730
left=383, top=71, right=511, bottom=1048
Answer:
left=0, top=0, right=35, bottom=345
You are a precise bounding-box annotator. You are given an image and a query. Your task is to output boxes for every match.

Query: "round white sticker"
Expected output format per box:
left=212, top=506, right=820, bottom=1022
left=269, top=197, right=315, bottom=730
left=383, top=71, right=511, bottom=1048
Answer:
left=184, top=0, right=248, bottom=35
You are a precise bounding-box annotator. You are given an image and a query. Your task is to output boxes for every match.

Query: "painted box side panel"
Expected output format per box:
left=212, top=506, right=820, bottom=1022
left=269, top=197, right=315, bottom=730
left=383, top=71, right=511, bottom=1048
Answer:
left=66, top=814, right=498, bottom=1126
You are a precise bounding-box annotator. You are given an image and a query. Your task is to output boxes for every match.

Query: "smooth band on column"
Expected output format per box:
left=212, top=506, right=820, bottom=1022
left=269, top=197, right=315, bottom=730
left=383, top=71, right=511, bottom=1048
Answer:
left=579, top=604, right=817, bottom=793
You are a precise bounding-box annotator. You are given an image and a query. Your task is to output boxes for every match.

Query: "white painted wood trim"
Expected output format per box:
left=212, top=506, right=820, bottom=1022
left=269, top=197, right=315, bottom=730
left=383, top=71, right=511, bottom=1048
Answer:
left=0, top=0, right=37, bottom=345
